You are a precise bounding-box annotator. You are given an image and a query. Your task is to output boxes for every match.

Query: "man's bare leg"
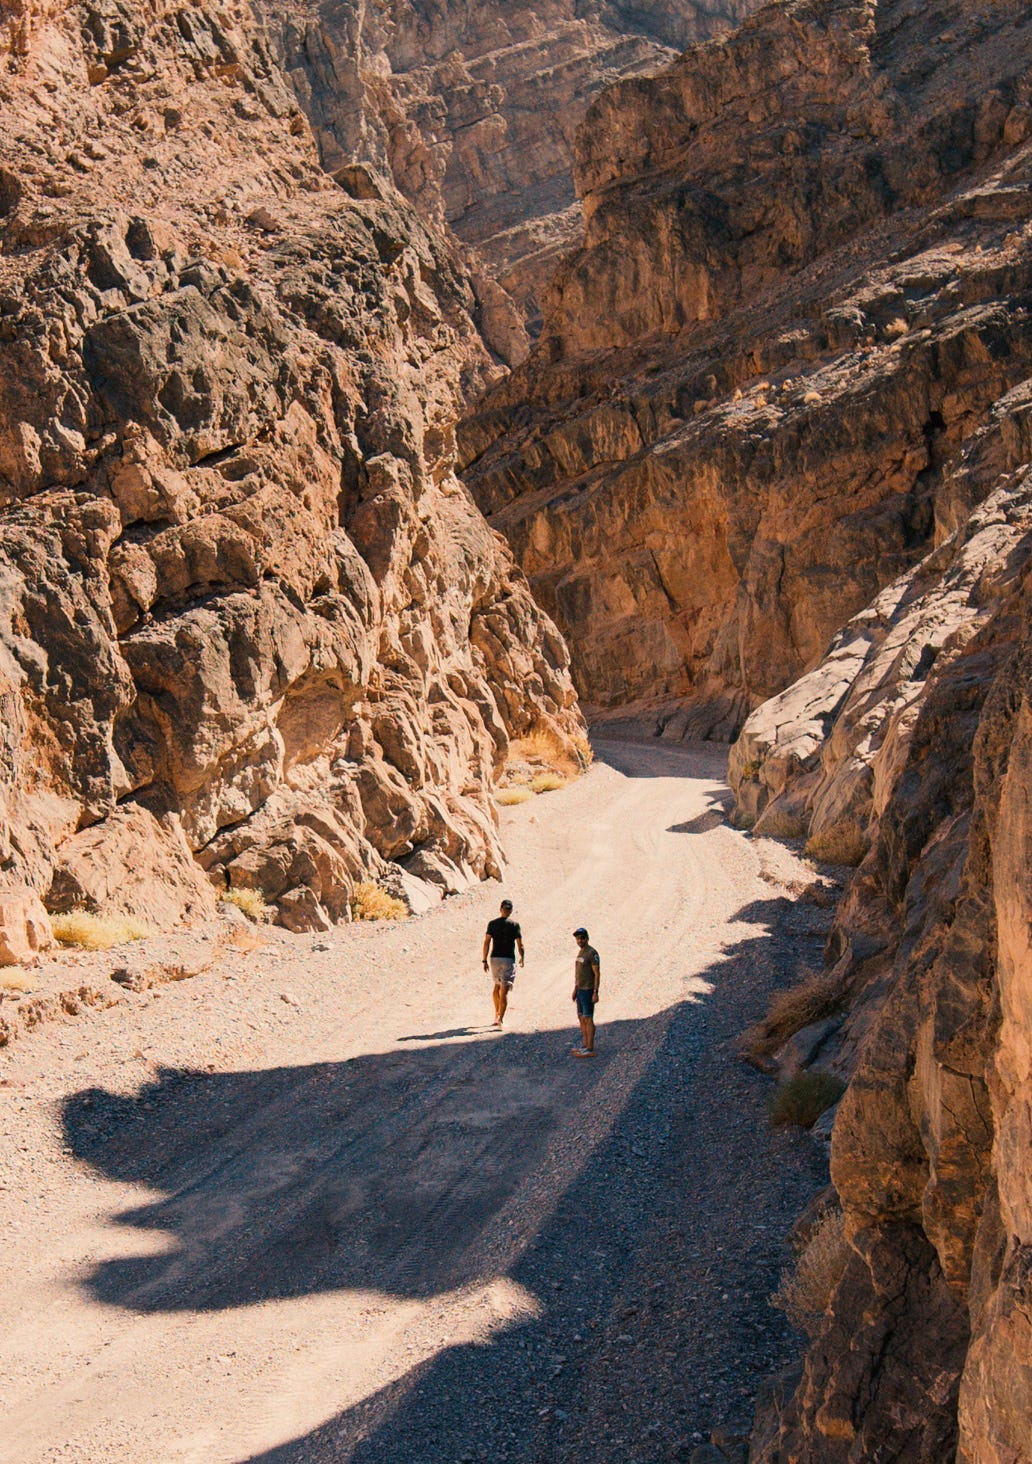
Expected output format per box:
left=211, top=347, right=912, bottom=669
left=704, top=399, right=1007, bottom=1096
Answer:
left=496, top=983, right=509, bottom=1025
left=582, top=1015, right=595, bottom=1052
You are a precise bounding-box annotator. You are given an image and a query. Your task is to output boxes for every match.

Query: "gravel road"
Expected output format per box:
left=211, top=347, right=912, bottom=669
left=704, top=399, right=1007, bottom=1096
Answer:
left=0, top=740, right=829, bottom=1463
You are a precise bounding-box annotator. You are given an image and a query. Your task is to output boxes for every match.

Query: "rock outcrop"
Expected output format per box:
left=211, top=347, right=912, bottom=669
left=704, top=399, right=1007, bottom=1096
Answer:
left=462, top=0, right=1032, bottom=737
left=259, top=0, right=757, bottom=348
left=0, top=0, right=582, bottom=932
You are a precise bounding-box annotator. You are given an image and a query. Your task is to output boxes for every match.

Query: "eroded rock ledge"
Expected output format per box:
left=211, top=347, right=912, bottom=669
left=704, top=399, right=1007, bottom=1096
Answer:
left=0, top=0, right=582, bottom=933
left=462, top=0, right=1032, bottom=740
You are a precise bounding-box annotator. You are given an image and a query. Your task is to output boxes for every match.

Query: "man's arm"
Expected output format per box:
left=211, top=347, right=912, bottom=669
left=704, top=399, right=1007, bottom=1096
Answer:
left=516, top=935, right=525, bottom=967
left=482, top=931, right=491, bottom=968
left=592, top=955, right=601, bottom=999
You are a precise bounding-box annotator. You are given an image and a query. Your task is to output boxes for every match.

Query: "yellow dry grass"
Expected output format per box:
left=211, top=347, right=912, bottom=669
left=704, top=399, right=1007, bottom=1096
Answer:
left=509, top=724, right=590, bottom=779
left=350, top=881, right=407, bottom=922
left=530, top=772, right=567, bottom=794
left=805, top=823, right=868, bottom=867
left=496, top=787, right=534, bottom=807
left=219, top=887, right=271, bottom=923
left=884, top=317, right=909, bottom=339
left=740, top=970, right=847, bottom=1062
left=51, top=910, right=152, bottom=951
left=771, top=1206, right=850, bottom=1336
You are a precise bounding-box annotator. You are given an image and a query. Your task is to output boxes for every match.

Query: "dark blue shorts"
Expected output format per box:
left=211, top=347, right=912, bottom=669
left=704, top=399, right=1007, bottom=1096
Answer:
left=575, top=988, right=596, bottom=1018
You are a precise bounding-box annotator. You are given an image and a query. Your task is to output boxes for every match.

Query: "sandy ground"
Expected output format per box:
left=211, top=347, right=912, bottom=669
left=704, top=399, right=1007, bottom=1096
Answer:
left=0, top=740, right=831, bottom=1463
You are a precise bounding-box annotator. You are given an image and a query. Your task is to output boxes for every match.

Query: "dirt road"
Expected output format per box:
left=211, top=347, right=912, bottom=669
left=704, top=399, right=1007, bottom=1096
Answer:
left=0, top=741, right=829, bottom=1463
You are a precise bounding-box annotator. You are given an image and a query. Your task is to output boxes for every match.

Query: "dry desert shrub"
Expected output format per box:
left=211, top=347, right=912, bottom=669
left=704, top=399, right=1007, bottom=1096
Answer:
left=771, top=1206, right=850, bottom=1336
left=741, top=970, right=847, bottom=1062
left=530, top=772, right=567, bottom=794
left=51, top=910, right=151, bottom=950
left=496, top=787, right=534, bottom=807
left=770, top=1070, right=846, bottom=1128
left=509, top=725, right=586, bottom=779
left=803, top=389, right=822, bottom=404
left=220, top=887, right=271, bottom=923
left=755, top=807, right=808, bottom=839
left=350, top=880, right=406, bottom=922
left=884, top=317, right=909, bottom=339
left=805, top=823, right=868, bottom=867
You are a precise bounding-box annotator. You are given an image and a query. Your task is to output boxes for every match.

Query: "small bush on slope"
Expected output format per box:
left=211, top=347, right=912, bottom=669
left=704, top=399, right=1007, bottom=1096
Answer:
left=350, top=881, right=406, bottom=921
left=770, top=1070, right=846, bottom=1128
left=805, top=823, right=868, bottom=867
left=220, top=887, right=271, bottom=922
left=771, top=1206, right=850, bottom=1336
left=51, top=910, right=151, bottom=950
left=496, top=787, right=534, bottom=806
left=740, top=970, right=847, bottom=1064
left=530, top=772, right=567, bottom=794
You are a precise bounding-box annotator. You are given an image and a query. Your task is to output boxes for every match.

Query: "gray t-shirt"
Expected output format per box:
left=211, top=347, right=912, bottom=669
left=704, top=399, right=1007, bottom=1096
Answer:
left=574, top=945, right=600, bottom=990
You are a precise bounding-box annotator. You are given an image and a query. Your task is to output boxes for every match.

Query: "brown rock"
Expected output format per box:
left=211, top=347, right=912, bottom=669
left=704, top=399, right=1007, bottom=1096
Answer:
left=0, top=882, right=53, bottom=966
left=743, top=463, right=1032, bottom=1459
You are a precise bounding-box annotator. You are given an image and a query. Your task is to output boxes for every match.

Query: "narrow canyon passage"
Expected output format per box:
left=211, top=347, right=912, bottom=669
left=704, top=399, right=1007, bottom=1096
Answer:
left=0, top=743, right=827, bottom=1463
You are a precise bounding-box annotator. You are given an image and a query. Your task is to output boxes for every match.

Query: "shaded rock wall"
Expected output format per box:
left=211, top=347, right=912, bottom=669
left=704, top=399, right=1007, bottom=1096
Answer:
left=258, top=0, right=757, bottom=349
left=0, top=0, right=581, bottom=931
left=739, top=505, right=1032, bottom=1463
left=462, top=0, right=1032, bottom=737
left=720, top=219, right=1032, bottom=1464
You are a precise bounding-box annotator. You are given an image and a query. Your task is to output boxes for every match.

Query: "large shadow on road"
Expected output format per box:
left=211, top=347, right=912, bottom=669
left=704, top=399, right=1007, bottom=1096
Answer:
left=62, top=895, right=826, bottom=1462
left=64, top=1019, right=647, bottom=1312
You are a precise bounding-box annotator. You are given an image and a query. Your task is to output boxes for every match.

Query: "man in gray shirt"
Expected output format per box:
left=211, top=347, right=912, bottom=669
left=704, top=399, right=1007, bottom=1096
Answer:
left=571, top=926, right=601, bottom=1057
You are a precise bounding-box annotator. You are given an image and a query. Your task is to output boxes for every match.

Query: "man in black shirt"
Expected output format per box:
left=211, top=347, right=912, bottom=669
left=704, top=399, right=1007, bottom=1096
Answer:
left=482, top=899, right=524, bottom=1028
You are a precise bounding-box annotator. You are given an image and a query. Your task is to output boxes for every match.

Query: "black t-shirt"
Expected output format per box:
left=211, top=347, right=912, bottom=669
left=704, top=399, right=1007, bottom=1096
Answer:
left=486, top=916, right=521, bottom=959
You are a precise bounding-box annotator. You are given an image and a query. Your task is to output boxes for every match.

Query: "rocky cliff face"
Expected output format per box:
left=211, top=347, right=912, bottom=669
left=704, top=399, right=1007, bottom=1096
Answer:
left=0, top=0, right=581, bottom=933
left=258, top=0, right=757, bottom=351
left=462, top=0, right=1032, bottom=738
left=736, top=397, right=1032, bottom=1463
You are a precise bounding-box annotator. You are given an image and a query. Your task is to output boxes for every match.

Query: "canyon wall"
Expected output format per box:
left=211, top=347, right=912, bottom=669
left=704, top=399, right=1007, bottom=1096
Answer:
left=736, top=397, right=1032, bottom=1463
left=258, top=0, right=757, bottom=349
left=462, top=0, right=1032, bottom=738
left=0, top=0, right=581, bottom=933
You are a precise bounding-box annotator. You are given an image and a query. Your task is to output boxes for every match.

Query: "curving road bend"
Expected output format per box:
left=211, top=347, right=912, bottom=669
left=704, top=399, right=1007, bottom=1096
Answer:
left=0, top=740, right=828, bottom=1463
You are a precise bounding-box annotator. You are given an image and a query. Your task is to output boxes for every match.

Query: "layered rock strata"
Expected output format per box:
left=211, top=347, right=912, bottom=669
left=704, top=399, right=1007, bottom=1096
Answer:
left=259, top=0, right=757, bottom=348
left=462, top=0, right=1032, bottom=737
left=0, top=0, right=581, bottom=933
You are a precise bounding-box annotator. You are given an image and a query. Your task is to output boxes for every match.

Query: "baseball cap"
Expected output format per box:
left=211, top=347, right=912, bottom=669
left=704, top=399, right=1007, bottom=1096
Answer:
left=573, top=926, right=588, bottom=937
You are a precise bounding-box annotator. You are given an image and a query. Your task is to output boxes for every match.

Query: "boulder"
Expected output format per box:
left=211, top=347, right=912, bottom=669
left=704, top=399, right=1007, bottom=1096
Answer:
left=47, top=806, right=219, bottom=929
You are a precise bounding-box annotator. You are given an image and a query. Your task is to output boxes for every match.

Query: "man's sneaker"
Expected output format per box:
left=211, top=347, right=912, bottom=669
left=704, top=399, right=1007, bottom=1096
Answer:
left=570, top=1047, right=594, bottom=1058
